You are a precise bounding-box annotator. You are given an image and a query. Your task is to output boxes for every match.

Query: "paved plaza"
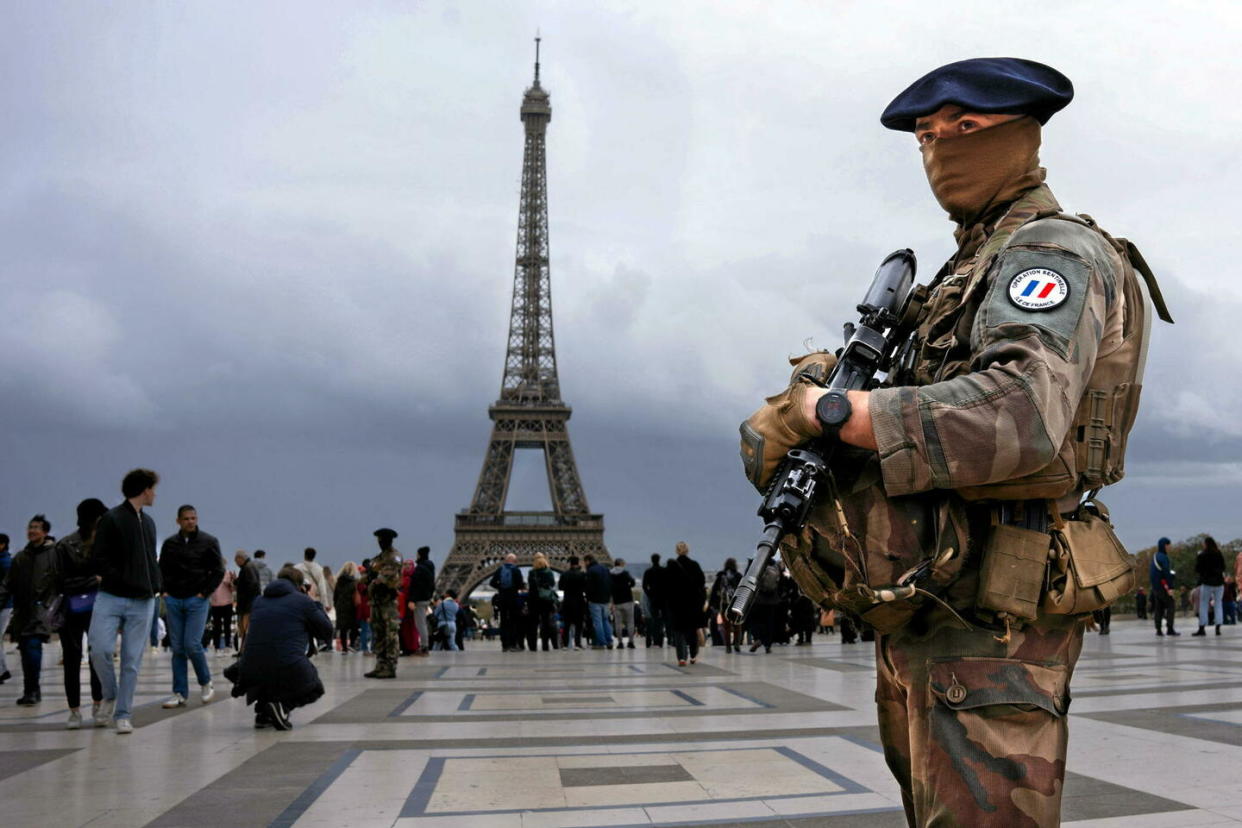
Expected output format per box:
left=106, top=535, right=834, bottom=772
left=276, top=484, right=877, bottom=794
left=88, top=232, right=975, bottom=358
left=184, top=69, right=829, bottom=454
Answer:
left=0, top=618, right=1239, bottom=827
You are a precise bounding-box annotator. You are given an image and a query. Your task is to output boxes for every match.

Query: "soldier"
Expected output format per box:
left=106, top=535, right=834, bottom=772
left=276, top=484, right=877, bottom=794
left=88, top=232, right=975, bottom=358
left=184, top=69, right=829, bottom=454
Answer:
left=741, top=58, right=1168, bottom=825
left=364, top=528, right=402, bottom=679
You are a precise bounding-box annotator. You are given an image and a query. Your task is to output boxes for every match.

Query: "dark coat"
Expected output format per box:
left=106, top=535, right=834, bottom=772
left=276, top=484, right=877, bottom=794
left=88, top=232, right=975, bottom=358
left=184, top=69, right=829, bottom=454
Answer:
left=235, top=560, right=262, bottom=614
left=529, top=567, right=557, bottom=610
left=585, top=562, right=612, bottom=604
left=93, top=502, right=160, bottom=598
left=228, top=579, right=333, bottom=709
left=664, top=554, right=706, bottom=629
left=710, top=568, right=741, bottom=615
left=0, top=540, right=57, bottom=640
left=54, top=531, right=101, bottom=597
left=558, top=567, right=586, bottom=610
left=333, top=572, right=358, bottom=627
left=642, top=564, right=667, bottom=609
left=1196, top=548, right=1226, bottom=587
left=158, top=530, right=224, bottom=599
left=409, top=559, right=436, bottom=602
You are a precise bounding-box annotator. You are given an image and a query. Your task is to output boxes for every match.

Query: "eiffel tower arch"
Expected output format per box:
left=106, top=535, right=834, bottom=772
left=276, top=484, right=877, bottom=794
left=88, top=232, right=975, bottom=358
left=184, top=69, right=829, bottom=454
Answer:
left=439, top=39, right=610, bottom=599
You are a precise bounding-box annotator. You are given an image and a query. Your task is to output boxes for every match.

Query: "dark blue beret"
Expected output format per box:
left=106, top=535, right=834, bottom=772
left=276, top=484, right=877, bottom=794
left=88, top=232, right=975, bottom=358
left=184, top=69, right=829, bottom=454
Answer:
left=881, top=58, right=1073, bottom=132
left=374, top=527, right=398, bottom=539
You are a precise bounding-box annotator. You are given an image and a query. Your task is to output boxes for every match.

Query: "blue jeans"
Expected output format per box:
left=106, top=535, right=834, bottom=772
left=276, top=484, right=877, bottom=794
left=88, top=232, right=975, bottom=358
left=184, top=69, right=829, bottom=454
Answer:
left=18, top=635, right=43, bottom=695
left=88, top=592, right=155, bottom=720
left=150, top=600, right=162, bottom=647
left=359, top=620, right=372, bottom=652
left=1199, top=584, right=1225, bottom=627
left=164, top=596, right=212, bottom=698
left=588, top=602, right=613, bottom=647
left=441, top=622, right=459, bottom=650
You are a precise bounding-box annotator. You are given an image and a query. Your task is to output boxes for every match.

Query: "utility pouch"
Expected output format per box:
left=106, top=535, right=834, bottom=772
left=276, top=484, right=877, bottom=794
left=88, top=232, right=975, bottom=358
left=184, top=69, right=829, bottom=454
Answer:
left=1043, top=498, right=1135, bottom=616
left=975, top=522, right=1051, bottom=621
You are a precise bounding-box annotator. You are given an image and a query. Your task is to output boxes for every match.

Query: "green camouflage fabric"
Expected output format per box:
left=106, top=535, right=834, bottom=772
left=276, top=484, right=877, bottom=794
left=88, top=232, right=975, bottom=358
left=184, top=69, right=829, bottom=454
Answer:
left=368, top=547, right=402, bottom=676
left=765, top=183, right=1145, bottom=825
left=878, top=606, right=1083, bottom=826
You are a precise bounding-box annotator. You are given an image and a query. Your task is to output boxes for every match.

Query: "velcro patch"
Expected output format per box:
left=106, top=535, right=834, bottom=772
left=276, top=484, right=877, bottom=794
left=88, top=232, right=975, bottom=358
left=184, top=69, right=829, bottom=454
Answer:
left=1008, top=268, right=1069, bottom=311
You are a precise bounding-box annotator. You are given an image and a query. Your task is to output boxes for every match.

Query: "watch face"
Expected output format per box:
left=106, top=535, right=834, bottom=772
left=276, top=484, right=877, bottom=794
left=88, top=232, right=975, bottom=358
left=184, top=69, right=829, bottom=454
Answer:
left=816, top=392, right=851, bottom=427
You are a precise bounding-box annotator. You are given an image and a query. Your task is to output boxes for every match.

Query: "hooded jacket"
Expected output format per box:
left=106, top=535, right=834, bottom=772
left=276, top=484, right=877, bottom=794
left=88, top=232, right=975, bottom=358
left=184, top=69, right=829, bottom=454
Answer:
left=230, top=578, right=333, bottom=708
left=609, top=566, right=636, bottom=605
left=0, top=539, right=57, bottom=639
left=1149, top=539, right=1175, bottom=592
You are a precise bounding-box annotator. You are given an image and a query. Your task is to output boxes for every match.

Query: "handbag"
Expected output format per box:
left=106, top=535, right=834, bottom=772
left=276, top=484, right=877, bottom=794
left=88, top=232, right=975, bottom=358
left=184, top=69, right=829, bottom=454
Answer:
left=67, top=591, right=97, bottom=615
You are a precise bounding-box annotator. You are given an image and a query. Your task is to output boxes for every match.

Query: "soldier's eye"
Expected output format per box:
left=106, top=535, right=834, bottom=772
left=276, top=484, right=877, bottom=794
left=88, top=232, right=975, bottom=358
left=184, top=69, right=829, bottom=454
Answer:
left=959, top=120, right=978, bottom=132
left=918, top=132, right=935, bottom=145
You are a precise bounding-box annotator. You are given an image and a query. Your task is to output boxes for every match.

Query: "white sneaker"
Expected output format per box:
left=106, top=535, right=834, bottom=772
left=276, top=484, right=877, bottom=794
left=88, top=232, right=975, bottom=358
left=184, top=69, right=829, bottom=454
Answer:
left=115, top=718, right=133, bottom=734
left=95, top=699, right=115, bottom=728
left=161, top=694, right=187, bottom=709
left=200, top=682, right=215, bottom=704
left=66, top=711, right=82, bottom=730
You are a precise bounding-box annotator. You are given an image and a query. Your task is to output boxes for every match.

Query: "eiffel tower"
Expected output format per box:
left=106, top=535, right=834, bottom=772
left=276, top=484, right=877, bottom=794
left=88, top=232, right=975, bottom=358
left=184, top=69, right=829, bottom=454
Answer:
left=439, top=39, right=610, bottom=599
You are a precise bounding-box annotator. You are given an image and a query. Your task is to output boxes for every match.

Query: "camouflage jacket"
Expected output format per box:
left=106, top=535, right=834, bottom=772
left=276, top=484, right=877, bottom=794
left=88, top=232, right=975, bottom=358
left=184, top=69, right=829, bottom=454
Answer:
left=368, top=547, right=402, bottom=598
left=789, top=184, right=1151, bottom=627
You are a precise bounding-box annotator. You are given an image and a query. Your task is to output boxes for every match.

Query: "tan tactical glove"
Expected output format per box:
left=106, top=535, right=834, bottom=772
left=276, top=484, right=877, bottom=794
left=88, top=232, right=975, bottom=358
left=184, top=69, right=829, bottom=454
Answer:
left=739, top=351, right=838, bottom=492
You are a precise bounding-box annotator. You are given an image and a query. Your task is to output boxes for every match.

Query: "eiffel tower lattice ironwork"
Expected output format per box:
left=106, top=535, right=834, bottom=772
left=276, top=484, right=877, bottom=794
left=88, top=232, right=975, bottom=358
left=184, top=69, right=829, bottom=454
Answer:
left=439, top=40, right=610, bottom=598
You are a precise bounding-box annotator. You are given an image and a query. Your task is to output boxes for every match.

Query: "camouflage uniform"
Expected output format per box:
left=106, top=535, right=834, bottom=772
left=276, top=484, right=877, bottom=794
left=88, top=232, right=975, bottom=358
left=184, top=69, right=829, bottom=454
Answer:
left=367, top=547, right=402, bottom=677
left=768, top=183, right=1163, bottom=826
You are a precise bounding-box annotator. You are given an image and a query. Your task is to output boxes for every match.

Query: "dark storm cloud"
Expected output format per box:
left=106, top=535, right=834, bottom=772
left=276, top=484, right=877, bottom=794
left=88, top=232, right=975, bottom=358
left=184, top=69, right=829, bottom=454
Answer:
left=3, top=2, right=1240, bottom=568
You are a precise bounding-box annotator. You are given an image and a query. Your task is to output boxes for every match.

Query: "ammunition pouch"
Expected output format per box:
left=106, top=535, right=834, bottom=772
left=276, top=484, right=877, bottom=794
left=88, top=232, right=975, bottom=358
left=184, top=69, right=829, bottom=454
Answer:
left=1042, top=499, right=1135, bottom=616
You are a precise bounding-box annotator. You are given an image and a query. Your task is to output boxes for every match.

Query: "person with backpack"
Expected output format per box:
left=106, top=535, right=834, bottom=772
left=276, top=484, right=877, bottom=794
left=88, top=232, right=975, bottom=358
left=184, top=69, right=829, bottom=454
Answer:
left=748, top=563, right=781, bottom=654
left=489, top=553, right=524, bottom=652
left=710, top=558, right=743, bottom=653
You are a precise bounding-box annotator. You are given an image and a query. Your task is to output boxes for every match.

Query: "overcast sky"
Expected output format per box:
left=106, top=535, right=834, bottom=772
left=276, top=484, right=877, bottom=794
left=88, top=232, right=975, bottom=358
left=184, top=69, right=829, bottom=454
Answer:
left=3, top=1, right=1240, bottom=577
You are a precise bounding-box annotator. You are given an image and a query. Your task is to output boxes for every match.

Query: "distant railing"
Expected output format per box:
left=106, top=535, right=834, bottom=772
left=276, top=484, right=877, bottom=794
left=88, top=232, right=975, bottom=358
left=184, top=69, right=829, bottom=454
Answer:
left=456, top=511, right=604, bottom=529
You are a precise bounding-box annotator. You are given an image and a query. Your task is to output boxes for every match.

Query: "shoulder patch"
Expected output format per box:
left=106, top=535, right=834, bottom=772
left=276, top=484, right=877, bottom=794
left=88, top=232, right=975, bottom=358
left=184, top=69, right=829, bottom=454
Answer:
left=980, top=248, right=1093, bottom=356
left=1007, top=268, right=1070, bottom=311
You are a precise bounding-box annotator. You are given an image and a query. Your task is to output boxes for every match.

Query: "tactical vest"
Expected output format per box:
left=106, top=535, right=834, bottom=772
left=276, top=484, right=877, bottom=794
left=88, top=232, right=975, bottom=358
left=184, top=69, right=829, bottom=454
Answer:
left=899, top=188, right=1172, bottom=502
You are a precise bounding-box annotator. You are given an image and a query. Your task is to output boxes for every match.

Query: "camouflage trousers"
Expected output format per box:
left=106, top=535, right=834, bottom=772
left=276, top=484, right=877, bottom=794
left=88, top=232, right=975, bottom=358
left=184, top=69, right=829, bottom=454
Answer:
left=876, top=609, right=1085, bottom=827
left=371, top=601, right=399, bottom=676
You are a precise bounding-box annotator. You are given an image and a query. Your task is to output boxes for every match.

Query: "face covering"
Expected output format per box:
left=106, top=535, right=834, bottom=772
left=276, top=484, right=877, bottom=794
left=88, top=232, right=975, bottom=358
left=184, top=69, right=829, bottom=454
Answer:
left=921, top=115, right=1045, bottom=226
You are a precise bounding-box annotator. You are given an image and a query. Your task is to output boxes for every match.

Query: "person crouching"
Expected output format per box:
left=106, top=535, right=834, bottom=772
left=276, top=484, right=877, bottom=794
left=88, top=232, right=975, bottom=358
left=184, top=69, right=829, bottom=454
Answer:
left=225, top=565, right=333, bottom=730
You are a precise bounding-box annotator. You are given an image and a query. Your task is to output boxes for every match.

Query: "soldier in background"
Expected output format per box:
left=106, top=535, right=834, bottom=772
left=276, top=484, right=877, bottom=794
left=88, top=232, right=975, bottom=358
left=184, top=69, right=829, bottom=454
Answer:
left=364, top=528, right=401, bottom=679
left=741, top=58, right=1164, bottom=824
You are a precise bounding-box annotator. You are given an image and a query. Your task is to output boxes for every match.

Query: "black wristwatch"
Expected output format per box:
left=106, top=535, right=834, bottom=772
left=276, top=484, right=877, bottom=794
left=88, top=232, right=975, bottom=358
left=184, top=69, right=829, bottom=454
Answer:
left=815, top=389, right=852, bottom=435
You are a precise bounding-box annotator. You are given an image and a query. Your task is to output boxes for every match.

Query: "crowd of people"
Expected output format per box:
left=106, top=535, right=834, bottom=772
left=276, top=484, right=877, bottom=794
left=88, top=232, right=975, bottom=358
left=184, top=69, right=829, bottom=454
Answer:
left=4, top=470, right=1240, bottom=732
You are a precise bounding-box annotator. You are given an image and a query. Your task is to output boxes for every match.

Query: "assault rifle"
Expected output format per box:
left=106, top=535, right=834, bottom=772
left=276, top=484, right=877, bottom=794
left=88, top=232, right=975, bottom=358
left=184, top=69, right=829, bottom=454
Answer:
left=728, top=250, right=922, bottom=624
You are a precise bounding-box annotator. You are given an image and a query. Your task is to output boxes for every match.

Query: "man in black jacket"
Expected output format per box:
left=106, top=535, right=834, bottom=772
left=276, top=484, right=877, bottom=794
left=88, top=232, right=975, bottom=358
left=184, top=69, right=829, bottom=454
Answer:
left=558, top=556, right=587, bottom=649
left=642, top=554, right=667, bottom=648
left=88, top=468, right=161, bottom=734
left=0, top=515, right=58, bottom=705
left=158, top=504, right=223, bottom=710
left=584, top=554, right=614, bottom=649
left=409, top=546, right=436, bottom=655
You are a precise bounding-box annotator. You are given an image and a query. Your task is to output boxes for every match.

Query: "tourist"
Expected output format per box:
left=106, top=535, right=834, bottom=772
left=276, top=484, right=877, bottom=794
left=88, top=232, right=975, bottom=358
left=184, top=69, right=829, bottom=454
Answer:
left=296, top=548, right=333, bottom=651
left=88, top=468, right=162, bottom=734
left=333, top=561, right=360, bottom=651
left=234, top=550, right=262, bottom=647
left=558, top=555, right=587, bottom=650
left=409, top=547, right=436, bottom=655
left=1193, top=536, right=1227, bottom=636
left=710, top=558, right=743, bottom=653
left=665, top=542, right=705, bottom=666
left=1, top=515, right=58, bottom=706
left=528, top=552, right=559, bottom=651
left=1150, top=537, right=1179, bottom=636
left=490, top=553, right=525, bottom=652
left=434, top=590, right=460, bottom=651
left=642, top=553, right=667, bottom=648
left=610, top=559, right=637, bottom=649
left=226, top=565, right=332, bottom=730
left=398, top=557, right=420, bottom=655
left=53, top=502, right=107, bottom=720
left=0, top=533, right=12, bottom=685
left=252, top=549, right=274, bottom=590
left=157, top=504, right=223, bottom=709
left=583, top=553, right=613, bottom=649
left=206, top=565, right=235, bottom=654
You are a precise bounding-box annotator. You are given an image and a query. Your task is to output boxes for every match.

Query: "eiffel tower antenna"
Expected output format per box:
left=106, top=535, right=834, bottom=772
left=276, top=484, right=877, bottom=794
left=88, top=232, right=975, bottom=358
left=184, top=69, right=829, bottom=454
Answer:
left=439, top=41, right=609, bottom=598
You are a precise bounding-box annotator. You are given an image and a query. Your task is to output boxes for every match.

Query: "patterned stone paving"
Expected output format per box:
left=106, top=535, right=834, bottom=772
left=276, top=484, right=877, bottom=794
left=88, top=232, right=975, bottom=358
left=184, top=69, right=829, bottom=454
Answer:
left=0, top=618, right=1239, bottom=827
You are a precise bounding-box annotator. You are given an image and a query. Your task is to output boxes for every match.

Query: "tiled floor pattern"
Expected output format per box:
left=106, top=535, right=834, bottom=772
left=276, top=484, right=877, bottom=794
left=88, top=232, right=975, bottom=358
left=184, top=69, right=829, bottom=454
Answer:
left=0, top=619, right=1238, bottom=826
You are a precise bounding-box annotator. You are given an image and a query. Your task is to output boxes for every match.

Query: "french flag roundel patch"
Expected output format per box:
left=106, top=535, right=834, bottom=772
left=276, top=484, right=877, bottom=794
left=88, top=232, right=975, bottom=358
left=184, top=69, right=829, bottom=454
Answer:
left=1008, top=268, right=1070, bottom=311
